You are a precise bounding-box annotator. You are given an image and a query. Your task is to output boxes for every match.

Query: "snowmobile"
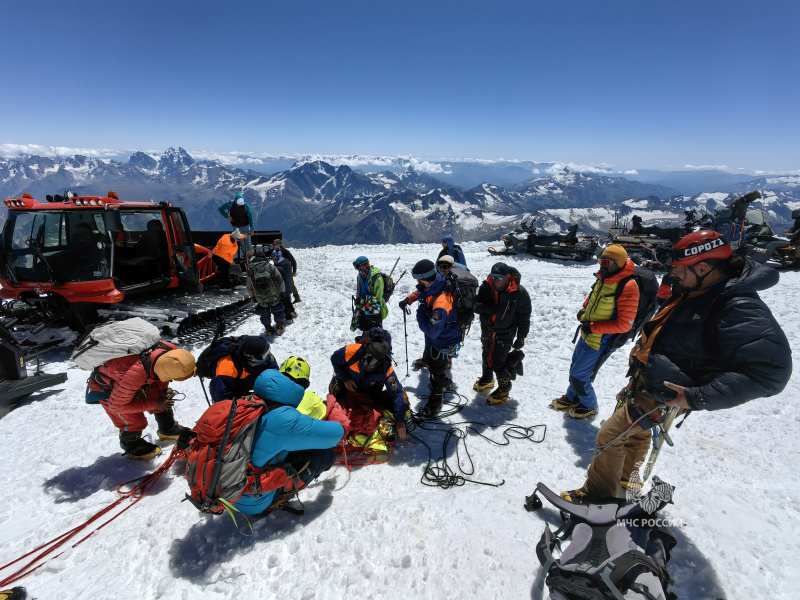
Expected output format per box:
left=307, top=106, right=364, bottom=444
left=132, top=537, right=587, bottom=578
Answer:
left=0, top=192, right=281, bottom=342
left=488, top=218, right=600, bottom=262
left=739, top=208, right=797, bottom=268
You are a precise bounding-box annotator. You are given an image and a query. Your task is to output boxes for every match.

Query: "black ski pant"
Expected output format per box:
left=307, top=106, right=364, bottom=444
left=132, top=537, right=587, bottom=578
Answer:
left=356, top=312, right=382, bottom=332
left=212, top=255, right=232, bottom=288
left=480, top=331, right=514, bottom=387
left=285, top=447, right=337, bottom=485
left=423, top=345, right=451, bottom=394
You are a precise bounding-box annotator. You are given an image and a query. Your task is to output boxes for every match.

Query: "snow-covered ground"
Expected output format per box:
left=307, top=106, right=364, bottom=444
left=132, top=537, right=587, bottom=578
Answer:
left=0, top=241, right=797, bottom=600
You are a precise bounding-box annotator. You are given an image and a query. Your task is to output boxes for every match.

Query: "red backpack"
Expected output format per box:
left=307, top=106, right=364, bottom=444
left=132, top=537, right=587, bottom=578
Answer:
left=184, top=396, right=299, bottom=515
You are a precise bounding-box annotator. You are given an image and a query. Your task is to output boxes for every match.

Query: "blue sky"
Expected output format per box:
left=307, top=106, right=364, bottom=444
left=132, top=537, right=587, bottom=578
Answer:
left=2, top=0, right=798, bottom=172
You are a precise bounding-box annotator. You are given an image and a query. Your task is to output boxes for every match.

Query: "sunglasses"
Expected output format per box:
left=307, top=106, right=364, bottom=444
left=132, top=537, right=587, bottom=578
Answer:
left=490, top=274, right=506, bottom=281
left=437, top=263, right=452, bottom=270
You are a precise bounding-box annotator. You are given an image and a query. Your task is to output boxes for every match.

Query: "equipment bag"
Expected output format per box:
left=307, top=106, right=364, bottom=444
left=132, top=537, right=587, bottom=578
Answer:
left=527, top=480, right=677, bottom=600
left=184, top=395, right=298, bottom=514
left=195, top=336, right=242, bottom=380
left=607, top=267, right=659, bottom=350
left=248, top=259, right=285, bottom=306
left=445, top=267, right=480, bottom=330
left=371, top=271, right=396, bottom=301
left=70, top=317, right=161, bottom=370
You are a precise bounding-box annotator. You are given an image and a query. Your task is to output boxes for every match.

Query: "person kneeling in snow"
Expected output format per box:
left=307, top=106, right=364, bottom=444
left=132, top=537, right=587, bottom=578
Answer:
left=329, top=329, right=409, bottom=456
left=87, top=343, right=195, bottom=460
left=232, top=364, right=346, bottom=516
left=560, top=231, right=792, bottom=504
left=209, top=336, right=278, bottom=403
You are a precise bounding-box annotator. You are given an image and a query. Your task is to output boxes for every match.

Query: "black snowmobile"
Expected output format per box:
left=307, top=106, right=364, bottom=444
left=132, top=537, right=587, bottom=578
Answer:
left=489, top=218, right=600, bottom=262
left=739, top=208, right=798, bottom=268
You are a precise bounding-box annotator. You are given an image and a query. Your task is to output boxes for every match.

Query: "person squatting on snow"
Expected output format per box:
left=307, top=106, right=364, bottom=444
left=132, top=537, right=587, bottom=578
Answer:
left=212, top=229, right=243, bottom=289
left=399, top=259, right=462, bottom=417
left=271, top=238, right=302, bottom=304
left=231, top=365, right=345, bottom=516
left=218, top=192, right=255, bottom=256
left=561, top=231, right=792, bottom=504
left=209, top=336, right=279, bottom=403
left=351, top=256, right=388, bottom=332
left=473, top=262, right=532, bottom=404
left=87, top=343, right=195, bottom=460
left=271, top=247, right=295, bottom=323
left=438, top=234, right=468, bottom=268
left=551, top=244, right=640, bottom=419
left=329, top=329, right=409, bottom=452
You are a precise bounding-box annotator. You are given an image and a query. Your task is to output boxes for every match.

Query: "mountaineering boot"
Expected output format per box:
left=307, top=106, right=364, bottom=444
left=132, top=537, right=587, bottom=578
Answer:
left=289, top=311, right=298, bottom=319
left=276, top=321, right=286, bottom=336
left=154, top=408, right=190, bottom=440
left=473, top=377, right=495, bottom=392
left=568, top=405, right=599, bottom=419
left=560, top=487, right=589, bottom=505
left=119, top=432, right=161, bottom=461
left=420, top=390, right=443, bottom=418
left=411, top=358, right=428, bottom=371
left=441, top=377, right=453, bottom=391
left=283, top=318, right=294, bottom=325
left=487, top=378, right=512, bottom=404
left=265, top=325, right=275, bottom=336
left=551, top=395, right=580, bottom=410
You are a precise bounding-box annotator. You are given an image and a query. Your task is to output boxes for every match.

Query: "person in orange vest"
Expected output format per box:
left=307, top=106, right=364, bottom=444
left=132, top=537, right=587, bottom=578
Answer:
left=212, top=229, right=243, bottom=288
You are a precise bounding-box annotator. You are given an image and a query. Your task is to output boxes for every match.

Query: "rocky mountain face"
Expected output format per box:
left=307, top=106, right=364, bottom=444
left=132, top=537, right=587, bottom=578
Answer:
left=0, top=149, right=796, bottom=245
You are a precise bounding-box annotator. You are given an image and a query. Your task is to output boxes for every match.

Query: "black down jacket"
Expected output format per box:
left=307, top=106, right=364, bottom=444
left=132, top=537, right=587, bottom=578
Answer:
left=474, top=272, right=532, bottom=340
left=640, top=258, right=792, bottom=411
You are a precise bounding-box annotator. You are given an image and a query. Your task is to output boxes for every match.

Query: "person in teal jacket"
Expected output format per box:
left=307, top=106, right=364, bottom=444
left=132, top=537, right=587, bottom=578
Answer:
left=218, top=192, right=255, bottom=256
left=233, top=369, right=344, bottom=516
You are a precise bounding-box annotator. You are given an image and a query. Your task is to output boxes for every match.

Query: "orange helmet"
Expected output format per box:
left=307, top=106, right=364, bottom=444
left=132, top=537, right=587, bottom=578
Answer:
left=658, top=230, right=732, bottom=266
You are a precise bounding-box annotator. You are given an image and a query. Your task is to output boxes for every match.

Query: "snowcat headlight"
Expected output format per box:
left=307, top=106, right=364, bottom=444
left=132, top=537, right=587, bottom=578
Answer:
left=98, top=200, right=104, bottom=206
left=89, top=200, right=97, bottom=206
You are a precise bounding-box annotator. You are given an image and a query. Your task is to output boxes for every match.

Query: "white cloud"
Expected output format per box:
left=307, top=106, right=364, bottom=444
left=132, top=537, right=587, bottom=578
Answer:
left=754, top=169, right=800, bottom=176
left=545, top=162, right=615, bottom=175
left=684, top=164, right=730, bottom=171
left=622, top=169, right=639, bottom=175
left=0, top=143, right=123, bottom=159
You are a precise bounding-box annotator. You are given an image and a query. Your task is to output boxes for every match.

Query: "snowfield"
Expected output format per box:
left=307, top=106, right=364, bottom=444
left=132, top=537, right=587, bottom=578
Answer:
left=0, top=240, right=797, bottom=600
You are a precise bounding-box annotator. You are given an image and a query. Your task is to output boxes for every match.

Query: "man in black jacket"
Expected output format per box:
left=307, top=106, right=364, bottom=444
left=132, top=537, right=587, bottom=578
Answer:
left=561, top=231, right=792, bottom=504
left=473, top=262, right=532, bottom=404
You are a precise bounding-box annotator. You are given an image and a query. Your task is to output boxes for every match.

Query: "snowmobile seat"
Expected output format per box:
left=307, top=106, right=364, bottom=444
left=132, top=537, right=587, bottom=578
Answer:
left=530, top=224, right=579, bottom=247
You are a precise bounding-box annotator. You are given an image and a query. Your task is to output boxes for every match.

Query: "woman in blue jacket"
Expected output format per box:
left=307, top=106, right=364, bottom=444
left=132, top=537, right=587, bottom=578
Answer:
left=233, top=369, right=344, bottom=515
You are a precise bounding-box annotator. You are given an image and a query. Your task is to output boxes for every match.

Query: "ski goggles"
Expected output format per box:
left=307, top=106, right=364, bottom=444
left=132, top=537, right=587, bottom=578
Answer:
left=353, top=260, right=369, bottom=269
left=437, top=262, right=453, bottom=270
left=243, top=348, right=269, bottom=365
left=361, top=353, right=382, bottom=371
left=598, top=257, right=617, bottom=267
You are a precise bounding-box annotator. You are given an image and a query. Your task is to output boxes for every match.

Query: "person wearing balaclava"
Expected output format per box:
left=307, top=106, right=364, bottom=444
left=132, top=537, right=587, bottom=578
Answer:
left=550, top=244, right=640, bottom=419
left=218, top=192, right=255, bottom=257
left=209, top=336, right=279, bottom=403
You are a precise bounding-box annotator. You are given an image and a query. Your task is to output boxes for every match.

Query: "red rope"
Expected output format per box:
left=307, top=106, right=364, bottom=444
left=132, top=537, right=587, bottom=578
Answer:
left=0, top=447, right=184, bottom=587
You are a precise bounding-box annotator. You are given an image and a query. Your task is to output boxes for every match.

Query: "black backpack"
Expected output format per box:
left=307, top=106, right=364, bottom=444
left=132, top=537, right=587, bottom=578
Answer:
left=196, top=336, right=242, bottom=380
left=444, top=267, right=479, bottom=332
left=370, top=271, right=396, bottom=301
left=608, top=266, right=659, bottom=350
left=527, top=480, right=677, bottom=600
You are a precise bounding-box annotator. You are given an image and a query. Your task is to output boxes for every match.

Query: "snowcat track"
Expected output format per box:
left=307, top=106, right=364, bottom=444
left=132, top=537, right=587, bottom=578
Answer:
left=96, top=288, right=256, bottom=345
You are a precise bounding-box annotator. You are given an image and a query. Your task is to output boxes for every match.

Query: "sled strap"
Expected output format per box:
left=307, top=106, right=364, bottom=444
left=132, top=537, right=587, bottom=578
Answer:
left=598, top=563, right=627, bottom=600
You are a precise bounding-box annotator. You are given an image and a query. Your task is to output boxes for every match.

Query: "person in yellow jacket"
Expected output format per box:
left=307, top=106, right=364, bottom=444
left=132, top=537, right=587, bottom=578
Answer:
left=550, top=245, right=640, bottom=418
left=212, top=229, right=243, bottom=288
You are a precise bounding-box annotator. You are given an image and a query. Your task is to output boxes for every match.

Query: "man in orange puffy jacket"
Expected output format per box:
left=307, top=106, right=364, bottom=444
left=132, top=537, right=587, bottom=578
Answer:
left=88, top=343, right=196, bottom=460
left=212, top=229, right=243, bottom=288
left=550, top=245, right=640, bottom=419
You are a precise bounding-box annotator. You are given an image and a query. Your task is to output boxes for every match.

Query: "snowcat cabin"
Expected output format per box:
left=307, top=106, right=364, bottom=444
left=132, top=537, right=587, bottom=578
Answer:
left=0, top=195, right=200, bottom=306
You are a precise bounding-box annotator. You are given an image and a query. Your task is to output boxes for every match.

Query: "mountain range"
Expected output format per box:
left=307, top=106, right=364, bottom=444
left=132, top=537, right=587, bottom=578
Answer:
left=1, top=148, right=797, bottom=246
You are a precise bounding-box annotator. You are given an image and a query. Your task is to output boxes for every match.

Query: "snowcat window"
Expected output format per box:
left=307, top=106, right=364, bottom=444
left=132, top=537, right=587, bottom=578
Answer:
left=3, top=211, right=110, bottom=282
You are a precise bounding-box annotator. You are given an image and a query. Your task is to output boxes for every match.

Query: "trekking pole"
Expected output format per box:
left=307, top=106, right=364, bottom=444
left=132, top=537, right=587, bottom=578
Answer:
left=387, top=256, right=401, bottom=279
left=403, top=309, right=409, bottom=378
left=642, top=406, right=680, bottom=481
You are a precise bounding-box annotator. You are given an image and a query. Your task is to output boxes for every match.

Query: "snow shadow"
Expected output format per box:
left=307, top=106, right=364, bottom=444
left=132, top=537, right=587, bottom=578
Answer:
left=528, top=525, right=728, bottom=600
left=42, top=453, right=173, bottom=503
left=560, top=412, right=601, bottom=470
left=0, top=388, right=64, bottom=420
left=167, top=477, right=337, bottom=583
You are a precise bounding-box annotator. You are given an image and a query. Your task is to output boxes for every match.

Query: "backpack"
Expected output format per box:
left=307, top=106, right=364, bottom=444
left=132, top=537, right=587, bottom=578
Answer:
left=370, top=271, right=396, bottom=301
left=607, top=267, right=659, bottom=350
left=195, top=336, right=242, bottom=380
left=528, top=480, right=677, bottom=600
left=70, top=317, right=162, bottom=370
left=444, top=266, right=480, bottom=331
left=248, top=259, right=284, bottom=306
left=184, top=396, right=300, bottom=515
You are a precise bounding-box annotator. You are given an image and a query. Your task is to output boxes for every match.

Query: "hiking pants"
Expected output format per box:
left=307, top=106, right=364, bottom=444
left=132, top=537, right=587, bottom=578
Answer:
left=565, top=335, right=614, bottom=411
left=480, top=332, right=513, bottom=384
left=356, top=312, right=383, bottom=332
left=212, top=255, right=232, bottom=288
left=285, top=447, right=337, bottom=485
left=256, top=302, right=285, bottom=327
left=423, top=345, right=451, bottom=393
left=100, top=386, right=168, bottom=433
left=585, top=403, right=652, bottom=500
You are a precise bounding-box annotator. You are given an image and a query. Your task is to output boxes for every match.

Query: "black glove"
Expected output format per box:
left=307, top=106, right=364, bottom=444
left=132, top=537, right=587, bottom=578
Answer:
left=513, top=338, right=525, bottom=350
left=580, top=322, right=593, bottom=335
left=398, top=299, right=411, bottom=314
